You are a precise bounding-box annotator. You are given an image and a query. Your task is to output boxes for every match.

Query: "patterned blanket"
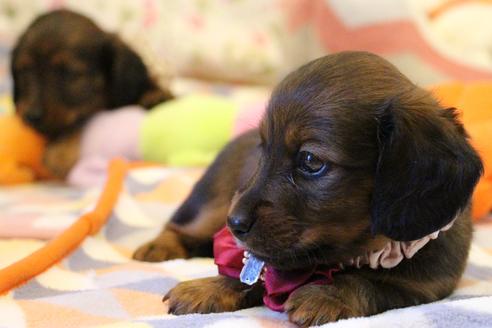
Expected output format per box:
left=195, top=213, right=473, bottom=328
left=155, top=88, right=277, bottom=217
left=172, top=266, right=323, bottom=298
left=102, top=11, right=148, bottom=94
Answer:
left=1, top=167, right=492, bottom=328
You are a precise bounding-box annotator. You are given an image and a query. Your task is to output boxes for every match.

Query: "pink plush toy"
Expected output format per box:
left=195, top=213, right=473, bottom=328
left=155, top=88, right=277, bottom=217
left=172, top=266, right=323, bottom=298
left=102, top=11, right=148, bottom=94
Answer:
left=67, top=106, right=145, bottom=187
left=233, top=101, right=266, bottom=136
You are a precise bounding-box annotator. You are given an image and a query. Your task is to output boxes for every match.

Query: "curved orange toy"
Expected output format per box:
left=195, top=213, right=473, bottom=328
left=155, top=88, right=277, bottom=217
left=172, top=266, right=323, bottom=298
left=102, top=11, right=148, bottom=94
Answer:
left=0, top=159, right=135, bottom=294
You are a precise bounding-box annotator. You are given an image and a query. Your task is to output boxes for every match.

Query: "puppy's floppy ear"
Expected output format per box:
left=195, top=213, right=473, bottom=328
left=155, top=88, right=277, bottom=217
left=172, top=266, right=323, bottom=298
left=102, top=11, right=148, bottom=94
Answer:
left=371, top=97, right=483, bottom=241
left=103, top=35, right=172, bottom=109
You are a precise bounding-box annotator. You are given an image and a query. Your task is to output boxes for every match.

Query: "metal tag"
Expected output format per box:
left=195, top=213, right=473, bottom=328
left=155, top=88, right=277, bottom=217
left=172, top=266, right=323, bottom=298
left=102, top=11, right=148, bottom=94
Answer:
left=240, top=252, right=265, bottom=285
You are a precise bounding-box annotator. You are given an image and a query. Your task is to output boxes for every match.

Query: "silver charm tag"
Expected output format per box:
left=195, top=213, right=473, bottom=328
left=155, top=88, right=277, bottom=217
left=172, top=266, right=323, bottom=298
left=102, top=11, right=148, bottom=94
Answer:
left=240, top=251, right=265, bottom=285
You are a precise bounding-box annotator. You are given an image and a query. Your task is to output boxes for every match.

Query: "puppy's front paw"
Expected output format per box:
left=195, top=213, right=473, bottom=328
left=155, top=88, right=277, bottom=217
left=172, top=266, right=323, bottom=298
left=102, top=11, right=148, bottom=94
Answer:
left=285, top=284, right=355, bottom=327
left=44, top=134, right=81, bottom=179
left=164, top=276, right=247, bottom=315
left=133, top=230, right=187, bottom=262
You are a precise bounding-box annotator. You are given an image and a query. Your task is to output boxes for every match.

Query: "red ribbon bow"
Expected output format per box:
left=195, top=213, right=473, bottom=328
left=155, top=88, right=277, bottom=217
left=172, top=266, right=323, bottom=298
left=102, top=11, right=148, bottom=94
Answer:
left=213, top=227, right=338, bottom=311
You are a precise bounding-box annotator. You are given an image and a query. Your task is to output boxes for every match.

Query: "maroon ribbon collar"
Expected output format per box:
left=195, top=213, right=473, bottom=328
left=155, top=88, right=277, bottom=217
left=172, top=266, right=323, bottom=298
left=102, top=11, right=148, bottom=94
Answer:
left=213, top=227, right=338, bottom=312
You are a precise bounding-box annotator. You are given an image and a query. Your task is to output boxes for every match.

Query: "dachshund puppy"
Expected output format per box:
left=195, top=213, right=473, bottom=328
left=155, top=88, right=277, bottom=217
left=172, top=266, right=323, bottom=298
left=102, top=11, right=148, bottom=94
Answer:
left=11, top=9, right=172, bottom=178
left=134, top=51, right=483, bottom=326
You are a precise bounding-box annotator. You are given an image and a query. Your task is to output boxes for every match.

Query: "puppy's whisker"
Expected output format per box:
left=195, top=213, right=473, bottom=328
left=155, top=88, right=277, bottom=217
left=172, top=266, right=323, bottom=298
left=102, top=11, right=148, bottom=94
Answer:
left=286, top=174, right=298, bottom=188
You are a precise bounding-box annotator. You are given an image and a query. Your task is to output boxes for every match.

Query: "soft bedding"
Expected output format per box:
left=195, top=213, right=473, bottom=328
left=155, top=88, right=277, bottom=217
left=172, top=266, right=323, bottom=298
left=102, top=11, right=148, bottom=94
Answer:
left=1, top=166, right=492, bottom=328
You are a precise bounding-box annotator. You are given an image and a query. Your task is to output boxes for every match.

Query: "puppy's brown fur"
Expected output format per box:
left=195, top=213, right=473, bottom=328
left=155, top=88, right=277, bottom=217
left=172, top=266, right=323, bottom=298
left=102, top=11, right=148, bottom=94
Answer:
left=134, top=52, right=482, bottom=326
left=11, top=9, right=172, bottom=178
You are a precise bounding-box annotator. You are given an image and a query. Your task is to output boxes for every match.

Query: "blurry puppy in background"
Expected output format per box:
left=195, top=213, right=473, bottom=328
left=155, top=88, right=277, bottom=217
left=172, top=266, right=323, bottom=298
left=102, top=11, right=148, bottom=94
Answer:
left=134, top=52, right=483, bottom=326
left=11, top=9, right=172, bottom=178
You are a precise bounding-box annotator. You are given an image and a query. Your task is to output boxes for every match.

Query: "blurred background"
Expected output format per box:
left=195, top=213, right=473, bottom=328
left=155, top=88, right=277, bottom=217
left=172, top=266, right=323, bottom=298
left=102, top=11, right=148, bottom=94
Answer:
left=0, top=0, right=492, bottom=102
left=1, top=1, right=492, bottom=326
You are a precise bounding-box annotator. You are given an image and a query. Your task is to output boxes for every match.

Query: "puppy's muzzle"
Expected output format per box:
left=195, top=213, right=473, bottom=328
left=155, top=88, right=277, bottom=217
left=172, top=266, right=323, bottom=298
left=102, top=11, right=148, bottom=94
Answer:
left=227, top=164, right=271, bottom=238
left=227, top=190, right=259, bottom=238
left=227, top=212, right=255, bottom=236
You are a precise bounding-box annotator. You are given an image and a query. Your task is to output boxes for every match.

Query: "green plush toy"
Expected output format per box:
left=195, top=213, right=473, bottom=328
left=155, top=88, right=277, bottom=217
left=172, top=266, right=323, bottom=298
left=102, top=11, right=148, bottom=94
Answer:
left=141, top=94, right=239, bottom=166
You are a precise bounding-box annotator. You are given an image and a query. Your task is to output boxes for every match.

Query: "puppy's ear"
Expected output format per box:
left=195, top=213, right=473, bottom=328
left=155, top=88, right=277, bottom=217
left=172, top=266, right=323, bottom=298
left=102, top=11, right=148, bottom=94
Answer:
left=371, top=98, right=483, bottom=241
left=104, top=35, right=172, bottom=109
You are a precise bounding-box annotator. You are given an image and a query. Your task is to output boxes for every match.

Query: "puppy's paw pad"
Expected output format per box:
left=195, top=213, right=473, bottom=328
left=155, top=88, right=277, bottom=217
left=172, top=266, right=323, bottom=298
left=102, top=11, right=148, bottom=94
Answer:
left=44, top=141, right=80, bottom=179
left=165, top=277, right=242, bottom=315
left=285, top=285, right=354, bottom=327
left=132, top=229, right=188, bottom=262
left=132, top=240, right=186, bottom=262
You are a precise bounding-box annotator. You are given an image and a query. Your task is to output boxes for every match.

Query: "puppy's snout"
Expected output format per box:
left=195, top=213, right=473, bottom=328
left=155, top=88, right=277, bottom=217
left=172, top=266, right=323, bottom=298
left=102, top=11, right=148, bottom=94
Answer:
left=24, top=109, right=43, bottom=125
left=227, top=212, right=256, bottom=237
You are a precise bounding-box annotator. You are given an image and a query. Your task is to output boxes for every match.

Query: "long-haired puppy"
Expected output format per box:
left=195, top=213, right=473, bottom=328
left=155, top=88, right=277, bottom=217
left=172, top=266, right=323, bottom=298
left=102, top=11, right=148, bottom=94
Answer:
left=11, top=9, right=172, bottom=178
left=133, top=51, right=483, bottom=326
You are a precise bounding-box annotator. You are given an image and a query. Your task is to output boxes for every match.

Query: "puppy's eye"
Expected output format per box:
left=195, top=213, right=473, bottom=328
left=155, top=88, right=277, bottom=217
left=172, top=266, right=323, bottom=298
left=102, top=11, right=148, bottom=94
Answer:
left=296, top=151, right=328, bottom=177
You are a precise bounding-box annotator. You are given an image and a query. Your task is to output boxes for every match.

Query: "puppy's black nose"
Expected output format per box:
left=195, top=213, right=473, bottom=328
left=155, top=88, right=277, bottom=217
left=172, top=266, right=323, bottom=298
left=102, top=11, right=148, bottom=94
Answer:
left=24, top=110, right=42, bottom=125
left=227, top=214, right=254, bottom=236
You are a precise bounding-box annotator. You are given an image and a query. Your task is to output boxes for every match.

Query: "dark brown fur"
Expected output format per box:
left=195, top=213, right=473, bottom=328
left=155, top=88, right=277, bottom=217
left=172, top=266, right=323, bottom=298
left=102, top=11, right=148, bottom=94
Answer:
left=134, top=51, right=482, bottom=326
left=11, top=9, right=172, bottom=178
